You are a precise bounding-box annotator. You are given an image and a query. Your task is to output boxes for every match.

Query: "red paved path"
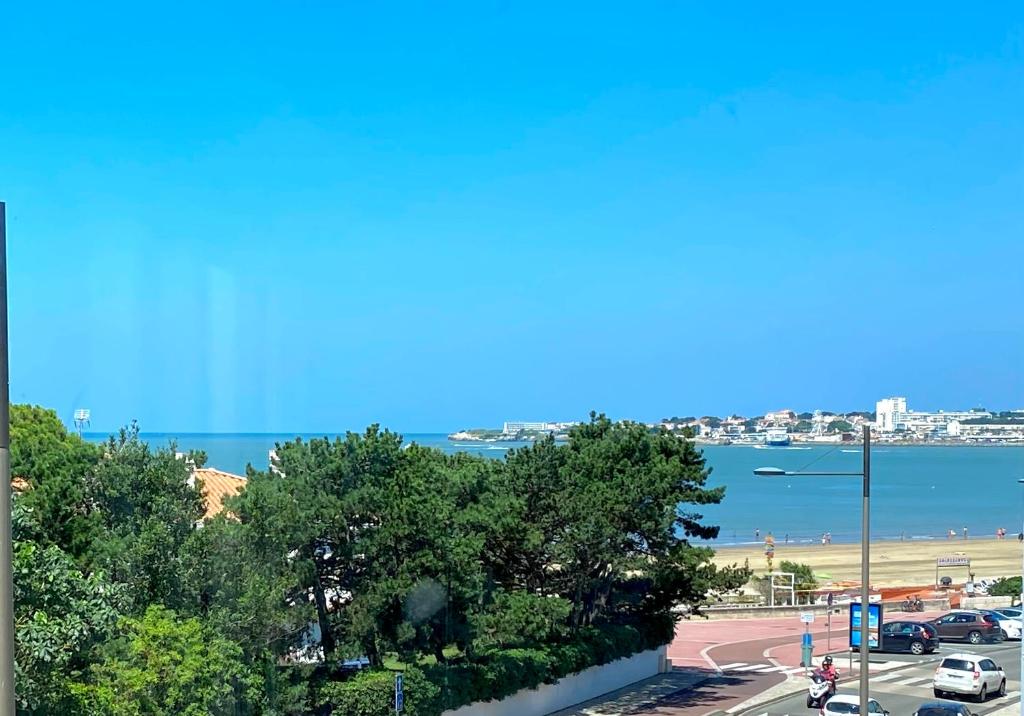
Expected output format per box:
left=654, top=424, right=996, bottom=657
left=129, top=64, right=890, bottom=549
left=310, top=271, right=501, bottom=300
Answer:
left=631, top=610, right=946, bottom=716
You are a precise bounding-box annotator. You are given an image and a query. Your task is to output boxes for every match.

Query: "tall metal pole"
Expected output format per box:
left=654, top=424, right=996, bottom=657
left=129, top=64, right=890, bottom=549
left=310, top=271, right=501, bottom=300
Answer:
left=860, top=424, right=871, bottom=711
left=1018, top=478, right=1024, bottom=716
left=0, top=202, right=15, bottom=715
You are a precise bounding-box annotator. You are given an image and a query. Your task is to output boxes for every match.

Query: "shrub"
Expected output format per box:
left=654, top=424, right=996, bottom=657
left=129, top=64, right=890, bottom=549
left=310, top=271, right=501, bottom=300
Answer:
left=319, top=666, right=438, bottom=716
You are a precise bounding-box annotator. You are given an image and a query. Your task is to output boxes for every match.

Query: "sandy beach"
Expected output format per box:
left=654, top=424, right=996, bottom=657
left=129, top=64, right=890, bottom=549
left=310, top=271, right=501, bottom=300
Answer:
left=712, top=536, right=1022, bottom=588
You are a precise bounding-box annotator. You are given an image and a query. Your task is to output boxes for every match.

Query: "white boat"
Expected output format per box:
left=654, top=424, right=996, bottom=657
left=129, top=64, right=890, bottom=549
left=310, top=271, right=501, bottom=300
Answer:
left=765, top=428, right=791, bottom=447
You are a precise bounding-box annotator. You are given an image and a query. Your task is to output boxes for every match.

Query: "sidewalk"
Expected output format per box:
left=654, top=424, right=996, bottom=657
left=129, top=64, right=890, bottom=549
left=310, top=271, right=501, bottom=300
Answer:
left=547, top=668, right=711, bottom=716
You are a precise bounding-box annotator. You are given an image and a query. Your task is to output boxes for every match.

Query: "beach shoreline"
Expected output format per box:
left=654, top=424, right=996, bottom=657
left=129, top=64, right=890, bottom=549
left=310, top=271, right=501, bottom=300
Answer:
left=711, top=535, right=1020, bottom=587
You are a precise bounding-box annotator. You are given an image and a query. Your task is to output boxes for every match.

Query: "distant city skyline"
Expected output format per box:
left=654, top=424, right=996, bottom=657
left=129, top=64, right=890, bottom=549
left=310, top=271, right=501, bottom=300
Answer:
left=3, top=4, right=1022, bottom=433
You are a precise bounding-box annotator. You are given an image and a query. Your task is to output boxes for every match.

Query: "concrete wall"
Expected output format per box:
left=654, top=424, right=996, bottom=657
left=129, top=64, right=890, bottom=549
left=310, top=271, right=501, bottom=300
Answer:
left=701, top=598, right=949, bottom=621
left=440, top=646, right=668, bottom=716
left=961, top=595, right=1013, bottom=609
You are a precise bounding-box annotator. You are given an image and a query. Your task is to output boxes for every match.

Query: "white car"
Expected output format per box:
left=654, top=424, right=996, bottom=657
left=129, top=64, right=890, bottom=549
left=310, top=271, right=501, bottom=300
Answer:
left=999, top=618, right=1023, bottom=640
left=933, top=653, right=1007, bottom=701
left=822, top=694, right=889, bottom=716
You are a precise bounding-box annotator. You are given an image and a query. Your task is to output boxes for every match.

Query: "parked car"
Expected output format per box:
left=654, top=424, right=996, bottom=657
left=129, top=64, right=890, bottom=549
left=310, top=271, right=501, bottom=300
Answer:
left=913, top=701, right=978, bottom=716
left=879, top=621, right=940, bottom=655
left=929, top=612, right=1003, bottom=644
left=995, top=608, right=1022, bottom=619
left=974, top=610, right=1022, bottom=640
left=933, top=653, right=1007, bottom=701
left=823, top=694, right=889, bottom=716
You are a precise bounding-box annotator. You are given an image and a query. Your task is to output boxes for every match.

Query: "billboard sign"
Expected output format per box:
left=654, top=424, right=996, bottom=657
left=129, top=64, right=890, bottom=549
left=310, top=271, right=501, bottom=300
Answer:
left=849, top=602, right=881, bottom=649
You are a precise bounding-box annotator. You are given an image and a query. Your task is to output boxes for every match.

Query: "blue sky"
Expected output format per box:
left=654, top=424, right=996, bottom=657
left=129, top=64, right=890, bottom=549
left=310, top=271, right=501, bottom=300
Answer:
left=2, top=3, right=1022, bottom=432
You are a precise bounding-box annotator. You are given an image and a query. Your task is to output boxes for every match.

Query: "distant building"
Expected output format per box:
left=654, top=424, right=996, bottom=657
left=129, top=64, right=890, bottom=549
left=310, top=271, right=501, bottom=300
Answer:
left=875, top=396, right=991, bottom=437
left=764, top=409, right=796, bottom=426
left=875, top=397, right=908, bottom=432
left=502, top=421, right=569, bottom=434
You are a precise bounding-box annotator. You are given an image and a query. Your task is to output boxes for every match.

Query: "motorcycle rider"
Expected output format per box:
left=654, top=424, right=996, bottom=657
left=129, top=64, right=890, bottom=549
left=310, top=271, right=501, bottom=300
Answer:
left=821, top=656, right=838, bottom=694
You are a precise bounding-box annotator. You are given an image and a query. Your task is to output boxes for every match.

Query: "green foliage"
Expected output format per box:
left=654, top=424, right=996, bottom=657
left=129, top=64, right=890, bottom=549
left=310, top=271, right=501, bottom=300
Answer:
left=71, top=606, right=257, bottom=716
left=778, top=560, right=817, bottom=590
left=318, top=667, right=437, bottom=716
left=11, top=405, right=103, bottom=561
left=989, top=577, right=1021, bottom=602
left=10, top=405, right=744, bottom=715
left=792, top=420, right=813, bottom=433
left=827, top=420, right=855, bottom=433
left=90, top=424, right=206, bottom=610
left=13, top=538, right=127, bottom=713
left=471, top=591, right=570, bottom=650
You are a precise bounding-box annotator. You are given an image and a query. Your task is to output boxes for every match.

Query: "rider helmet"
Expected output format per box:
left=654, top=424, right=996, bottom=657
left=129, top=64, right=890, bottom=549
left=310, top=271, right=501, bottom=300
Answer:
left=823, top=656, right=833, bottom=666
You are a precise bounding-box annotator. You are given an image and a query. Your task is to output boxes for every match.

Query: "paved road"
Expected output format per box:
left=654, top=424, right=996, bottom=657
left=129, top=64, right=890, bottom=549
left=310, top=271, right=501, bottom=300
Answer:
left=734, top=641, right=1022, bottom=716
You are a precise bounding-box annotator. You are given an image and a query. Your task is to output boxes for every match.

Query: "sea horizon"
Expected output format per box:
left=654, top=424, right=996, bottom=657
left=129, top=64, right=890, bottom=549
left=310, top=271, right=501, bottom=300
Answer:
left=80, top=432, right=1024, bottom=550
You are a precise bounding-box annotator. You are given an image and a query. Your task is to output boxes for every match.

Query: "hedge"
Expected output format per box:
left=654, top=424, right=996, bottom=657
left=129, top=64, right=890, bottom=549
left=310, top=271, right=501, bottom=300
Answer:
left=318, top=667, right=438, bottom=716
left=321, top=616, right=673, bottom=715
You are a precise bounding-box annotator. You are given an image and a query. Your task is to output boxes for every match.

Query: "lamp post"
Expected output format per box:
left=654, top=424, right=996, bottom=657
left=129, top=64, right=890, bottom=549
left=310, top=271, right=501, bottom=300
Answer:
left=754, top=424, right=871, bottom=712
left=0, top=202, right=14, bottom=716
left=1017, top=478, right=1024, bottom=716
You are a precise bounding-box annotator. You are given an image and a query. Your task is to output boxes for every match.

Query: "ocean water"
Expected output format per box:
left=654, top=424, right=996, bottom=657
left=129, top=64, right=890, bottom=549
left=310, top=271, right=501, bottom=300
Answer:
left=85, top=433, right=1024, bottom=547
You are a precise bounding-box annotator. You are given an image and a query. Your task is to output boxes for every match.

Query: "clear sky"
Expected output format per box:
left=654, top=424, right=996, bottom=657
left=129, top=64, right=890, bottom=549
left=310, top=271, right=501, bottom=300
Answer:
left=2, top=3, right=1022, bottom=432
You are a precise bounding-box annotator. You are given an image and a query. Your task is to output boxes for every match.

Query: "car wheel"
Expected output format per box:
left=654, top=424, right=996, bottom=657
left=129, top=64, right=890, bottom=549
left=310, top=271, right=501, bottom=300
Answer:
left=977, top=685, right=988, bottom=703
left=968, top=630, right=983, bottom=644
left=999, top=680, right=1007, bottom=697
left=910, top=640, right=925, bottom=655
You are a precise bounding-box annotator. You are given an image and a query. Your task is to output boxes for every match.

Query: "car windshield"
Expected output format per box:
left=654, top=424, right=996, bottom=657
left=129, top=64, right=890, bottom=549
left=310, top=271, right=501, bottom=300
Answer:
left=827, top=704, right=861, bottom=715
left=917, top=709, right=959, bottom=716
left=941, top=659, right=974, bottom=671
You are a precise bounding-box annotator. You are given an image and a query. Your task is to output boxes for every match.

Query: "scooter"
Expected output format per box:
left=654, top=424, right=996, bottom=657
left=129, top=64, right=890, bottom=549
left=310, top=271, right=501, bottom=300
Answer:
left=806, top=670, right=836, bottom=709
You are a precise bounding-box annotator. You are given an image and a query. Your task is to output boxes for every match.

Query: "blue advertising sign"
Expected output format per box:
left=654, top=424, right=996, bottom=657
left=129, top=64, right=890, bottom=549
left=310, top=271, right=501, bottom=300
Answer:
left=849, top=602, right=882, bottom=649
left=395, top=673, right=404, bottom=712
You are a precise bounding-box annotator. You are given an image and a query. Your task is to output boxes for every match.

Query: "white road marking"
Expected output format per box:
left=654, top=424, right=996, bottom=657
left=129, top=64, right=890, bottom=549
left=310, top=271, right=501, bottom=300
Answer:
left=870, top=673, right=900, bottom=682
left=732, top=664, right=771, bottom=672
left=718, top=662, right=748, bottom=670
left=894, top=676, right=930, bottom=686
left=752, top=665, right=790, bottom=673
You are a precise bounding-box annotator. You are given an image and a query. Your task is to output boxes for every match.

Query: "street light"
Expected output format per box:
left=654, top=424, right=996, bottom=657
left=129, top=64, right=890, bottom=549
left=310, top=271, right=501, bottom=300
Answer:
left=1017, top=478, right=1024, bottom=716
left=0, top=203, right=13, bottom=716
left=754, top=424, right=872, bottom=713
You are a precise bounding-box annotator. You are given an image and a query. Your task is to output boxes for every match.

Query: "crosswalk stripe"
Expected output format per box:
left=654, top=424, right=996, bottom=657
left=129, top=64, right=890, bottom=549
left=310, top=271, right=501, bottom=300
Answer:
left=718, top=662, right=747, bottom=670
left=893, top=677, right=929, bottom=686
left=784, top=667, right=809, bottom=674
left=1006, top=690, right=1020, bottom=699
left=752, top=665, right=789, bottom=673
left=870, top=673, right=900, bottom=682
left=731, top=664, right=769, bottom=672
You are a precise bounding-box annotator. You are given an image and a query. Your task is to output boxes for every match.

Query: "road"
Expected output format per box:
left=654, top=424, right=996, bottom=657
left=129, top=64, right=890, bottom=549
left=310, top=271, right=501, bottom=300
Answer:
left=734, top=641, right=1022, bottom=716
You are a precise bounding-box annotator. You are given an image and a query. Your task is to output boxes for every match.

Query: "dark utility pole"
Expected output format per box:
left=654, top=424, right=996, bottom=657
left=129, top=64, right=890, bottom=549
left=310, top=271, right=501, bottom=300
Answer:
left=0, top=202, right=15, bottom=715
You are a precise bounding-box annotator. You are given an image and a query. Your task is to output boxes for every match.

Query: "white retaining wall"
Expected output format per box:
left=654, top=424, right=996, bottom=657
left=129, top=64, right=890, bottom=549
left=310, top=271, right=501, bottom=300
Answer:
left=440, top=645, right=668, bottom=716
left=961, top=595, right=1014, bottom=609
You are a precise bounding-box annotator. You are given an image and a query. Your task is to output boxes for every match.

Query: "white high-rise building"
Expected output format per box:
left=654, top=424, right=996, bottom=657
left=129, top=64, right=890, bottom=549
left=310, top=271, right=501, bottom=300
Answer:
left=875, top=397, right=908, bottom=432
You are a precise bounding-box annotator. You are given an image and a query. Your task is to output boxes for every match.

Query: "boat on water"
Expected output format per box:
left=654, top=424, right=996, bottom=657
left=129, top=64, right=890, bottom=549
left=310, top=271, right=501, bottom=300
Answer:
left=765, top=428, right=791, bottom=447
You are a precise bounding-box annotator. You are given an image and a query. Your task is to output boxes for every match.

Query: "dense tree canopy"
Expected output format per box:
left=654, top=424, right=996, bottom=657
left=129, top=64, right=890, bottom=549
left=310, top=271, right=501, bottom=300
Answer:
left=10, top=407, right=747, bottom=715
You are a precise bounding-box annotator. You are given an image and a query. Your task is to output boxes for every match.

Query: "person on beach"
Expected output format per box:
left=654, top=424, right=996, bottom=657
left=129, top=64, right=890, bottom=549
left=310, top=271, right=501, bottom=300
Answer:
left=1019, top=532, right=1023, bottom=543
left=755, top=528, right=760, bottom=540
left=963, top=526, right=968, bottom=540
left=948, top=529, right=955, bottom=540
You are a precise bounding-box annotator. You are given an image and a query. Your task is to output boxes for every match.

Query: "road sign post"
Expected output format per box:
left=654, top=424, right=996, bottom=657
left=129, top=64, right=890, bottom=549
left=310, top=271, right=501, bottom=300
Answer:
left=395, top=673, right=404, bottom=713
left=827, top=592, right=834, bottom=651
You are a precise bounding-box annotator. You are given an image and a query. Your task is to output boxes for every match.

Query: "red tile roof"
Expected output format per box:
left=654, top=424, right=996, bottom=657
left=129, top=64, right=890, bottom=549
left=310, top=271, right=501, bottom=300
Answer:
left=194, top=468, right=247, bottom=520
